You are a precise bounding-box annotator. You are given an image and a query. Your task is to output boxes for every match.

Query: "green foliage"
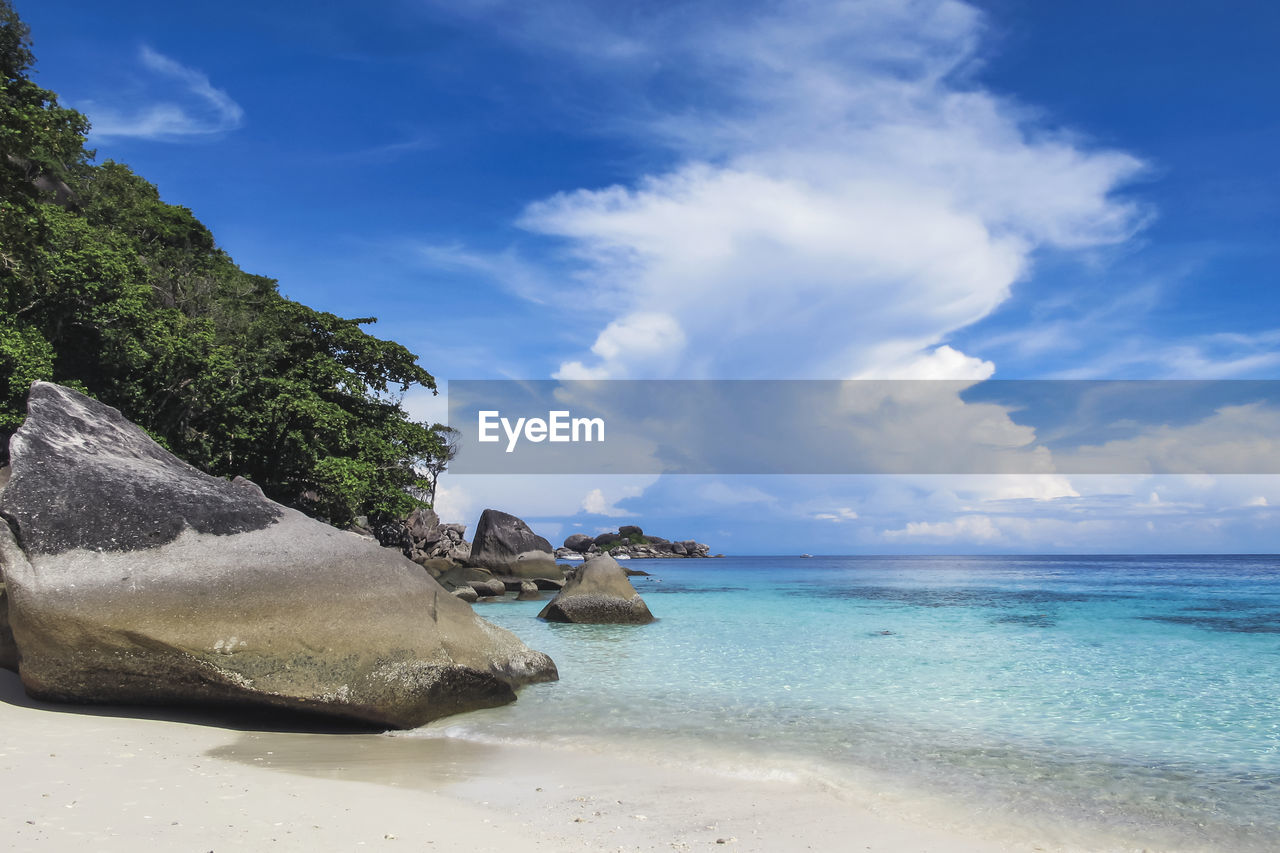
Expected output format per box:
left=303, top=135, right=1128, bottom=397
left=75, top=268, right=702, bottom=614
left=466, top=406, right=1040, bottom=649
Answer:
left=599, top=531, right=650, bottom=552
left=0, top=1, right=448, bottom=525
left=0, top=319, right=52, bottom=434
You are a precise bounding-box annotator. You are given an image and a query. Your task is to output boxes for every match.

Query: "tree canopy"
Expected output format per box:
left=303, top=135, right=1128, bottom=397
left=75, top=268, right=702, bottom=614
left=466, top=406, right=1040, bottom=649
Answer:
left=0, top=0, right=447, bottom=525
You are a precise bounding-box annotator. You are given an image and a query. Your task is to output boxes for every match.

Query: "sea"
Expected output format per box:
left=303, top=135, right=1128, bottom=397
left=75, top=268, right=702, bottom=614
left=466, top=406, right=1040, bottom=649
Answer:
left=412, top=555, right=1280, bottom=850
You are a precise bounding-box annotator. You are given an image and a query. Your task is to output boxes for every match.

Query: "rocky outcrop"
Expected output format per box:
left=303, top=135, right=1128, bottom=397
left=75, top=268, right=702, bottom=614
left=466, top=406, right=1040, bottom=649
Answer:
left=538, top=554, right=655, bottom=625
left=563, top=526, right=715, bottom=560
left=0, top=382, right=557, bottom=729
left=468, top=509, right=562, bottom=580
left=377, top=508, right=472, bottom=566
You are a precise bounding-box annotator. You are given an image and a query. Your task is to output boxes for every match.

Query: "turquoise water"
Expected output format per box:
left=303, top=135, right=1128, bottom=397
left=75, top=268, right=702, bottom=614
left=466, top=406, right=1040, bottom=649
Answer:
left=421, top=556, right=1280, bottom=850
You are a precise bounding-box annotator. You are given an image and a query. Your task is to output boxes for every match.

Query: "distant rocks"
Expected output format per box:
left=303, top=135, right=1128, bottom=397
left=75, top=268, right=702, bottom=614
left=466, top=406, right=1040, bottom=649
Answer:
left=0, top=382, right=557, bottom=728
left=538, top=555, right=655, bottom=625
left=555, top=526, right=716, bottom=561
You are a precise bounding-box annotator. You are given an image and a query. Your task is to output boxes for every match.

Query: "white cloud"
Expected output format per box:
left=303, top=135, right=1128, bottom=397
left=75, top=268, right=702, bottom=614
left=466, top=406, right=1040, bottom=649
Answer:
left=581, top=486, right=637, bottom=516
left=554, top=312, right=687, bottom=379
left=1248, top=496, right=1269, bottom=507
left=935, top=474, right=1079, bottom=502
left=86, top=47, right=244, bottom=140
left=1057, top=403, right=1280, bottom=474
left=429, top=473, right=658, bottom=530
left=443, top=0, right=1149, bottom=380
left=814, top=507, right=859, bottom=522
left=1051, top=328, right=1280, bottom=379
left=883, top=515, right=1002, bottom=542
left=854, top=345, right=995, bottom=380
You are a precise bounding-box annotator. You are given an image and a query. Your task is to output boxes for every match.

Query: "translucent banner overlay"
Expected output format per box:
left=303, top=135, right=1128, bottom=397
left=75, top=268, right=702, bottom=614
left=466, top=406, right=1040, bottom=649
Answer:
left=447, top=380, right=1280, bottom=475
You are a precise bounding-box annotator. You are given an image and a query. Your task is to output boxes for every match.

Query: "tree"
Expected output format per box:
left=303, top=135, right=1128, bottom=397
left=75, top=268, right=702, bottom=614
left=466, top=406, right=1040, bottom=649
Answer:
left=419, top=424, right=459, bottom=507
left=0, top=1, right=451, bottom=526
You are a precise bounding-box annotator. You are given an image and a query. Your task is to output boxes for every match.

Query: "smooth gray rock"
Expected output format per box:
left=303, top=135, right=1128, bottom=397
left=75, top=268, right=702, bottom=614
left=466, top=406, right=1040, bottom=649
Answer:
left=563, top=533, right=594, bottom=553
left=437, top=564, right=499, bottom=591
left=0, top=382, right=557, bottom=728
left=467, top=509, right=562, bottom=580
left=538, top=554, right=654, bottom=625
left=467, top=579, right=508, bottom=598
left=2, top=385, right=281, bottom=556
left=516, top=581, right=541, bottom=601
left=533, top=578, right=565, bottom=591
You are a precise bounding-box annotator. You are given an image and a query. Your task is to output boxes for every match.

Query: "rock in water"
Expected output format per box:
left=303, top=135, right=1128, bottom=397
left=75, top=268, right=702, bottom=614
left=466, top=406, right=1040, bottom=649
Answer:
left=538, top=554, right=654, bottom=625
left=467, top=509, right=562, bottom=580
left=0, top=382, right=557, bottom=728
left=562, top=533, right=594, bottom=554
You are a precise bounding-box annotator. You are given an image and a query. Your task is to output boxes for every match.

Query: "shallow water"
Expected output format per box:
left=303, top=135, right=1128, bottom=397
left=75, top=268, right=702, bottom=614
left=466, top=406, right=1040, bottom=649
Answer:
left=417, top=556, right=1280, bottom=851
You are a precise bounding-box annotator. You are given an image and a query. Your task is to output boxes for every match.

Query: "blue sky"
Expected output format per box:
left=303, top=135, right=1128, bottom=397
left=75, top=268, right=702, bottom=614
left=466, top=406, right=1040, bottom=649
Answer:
left=21, top=0, right=1280, bottom=552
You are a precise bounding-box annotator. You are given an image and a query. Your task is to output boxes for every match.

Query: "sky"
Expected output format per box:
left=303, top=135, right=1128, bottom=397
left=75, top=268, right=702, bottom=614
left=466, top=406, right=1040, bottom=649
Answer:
left=20, top=0, right=1280, bottom=553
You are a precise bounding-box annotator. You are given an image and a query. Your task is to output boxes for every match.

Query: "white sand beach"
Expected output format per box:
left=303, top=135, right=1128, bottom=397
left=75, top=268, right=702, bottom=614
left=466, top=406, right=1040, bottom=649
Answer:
left=0, top=671, right=1149, bottom=853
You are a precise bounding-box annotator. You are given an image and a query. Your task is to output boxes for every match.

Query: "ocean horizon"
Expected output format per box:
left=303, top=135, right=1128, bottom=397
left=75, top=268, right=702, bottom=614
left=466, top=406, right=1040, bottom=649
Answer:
left=411, top=554, right=1280, bottom=851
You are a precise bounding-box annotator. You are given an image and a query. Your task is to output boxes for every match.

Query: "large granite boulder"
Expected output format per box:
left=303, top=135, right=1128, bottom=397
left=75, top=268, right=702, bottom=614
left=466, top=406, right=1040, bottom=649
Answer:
left=538, top=554, right=655, bottom=625
left=467, top=509, right=562, bottom=580
left=563, top=533, right=594, bottom=553
left=0, top=382, right=557, bottom=728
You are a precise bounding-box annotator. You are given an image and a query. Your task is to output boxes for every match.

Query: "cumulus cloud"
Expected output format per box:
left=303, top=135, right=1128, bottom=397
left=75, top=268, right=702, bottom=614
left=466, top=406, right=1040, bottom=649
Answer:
left=555, top=312, right=687, bottom=379
left=446, top=0, right=1150, bottom=380
left=581, top=486, right=637, bottom=516
left=86, top=47, right=244, bottom=140
left=1057, top=403, right=1280, bottom=474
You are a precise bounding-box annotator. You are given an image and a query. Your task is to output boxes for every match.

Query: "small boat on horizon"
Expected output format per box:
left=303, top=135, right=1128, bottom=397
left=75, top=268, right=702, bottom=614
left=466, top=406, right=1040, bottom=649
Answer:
left=800, top=553, right=813, bottom=558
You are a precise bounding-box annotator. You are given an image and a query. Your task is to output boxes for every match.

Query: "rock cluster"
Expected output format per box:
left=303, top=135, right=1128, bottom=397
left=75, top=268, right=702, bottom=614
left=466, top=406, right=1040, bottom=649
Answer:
left=375, top=507, right=564, bottom=598
left=374, top=508, right=471, bottom=566
left=555, top=526, right=715, bottom=561
left=0, top=382, right=557, bottom=728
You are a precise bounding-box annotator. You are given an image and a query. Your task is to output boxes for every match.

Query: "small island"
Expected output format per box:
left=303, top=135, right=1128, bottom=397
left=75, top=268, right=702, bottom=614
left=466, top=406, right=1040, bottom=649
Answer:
left=555, top=525, right=719, bottom=561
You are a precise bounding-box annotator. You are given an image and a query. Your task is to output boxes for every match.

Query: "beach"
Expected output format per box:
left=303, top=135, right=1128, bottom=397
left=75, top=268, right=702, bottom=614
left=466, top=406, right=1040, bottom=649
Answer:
left=6, top=554, right=1277, bottom=852
left=0, top=670, right=1043, bottom=853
